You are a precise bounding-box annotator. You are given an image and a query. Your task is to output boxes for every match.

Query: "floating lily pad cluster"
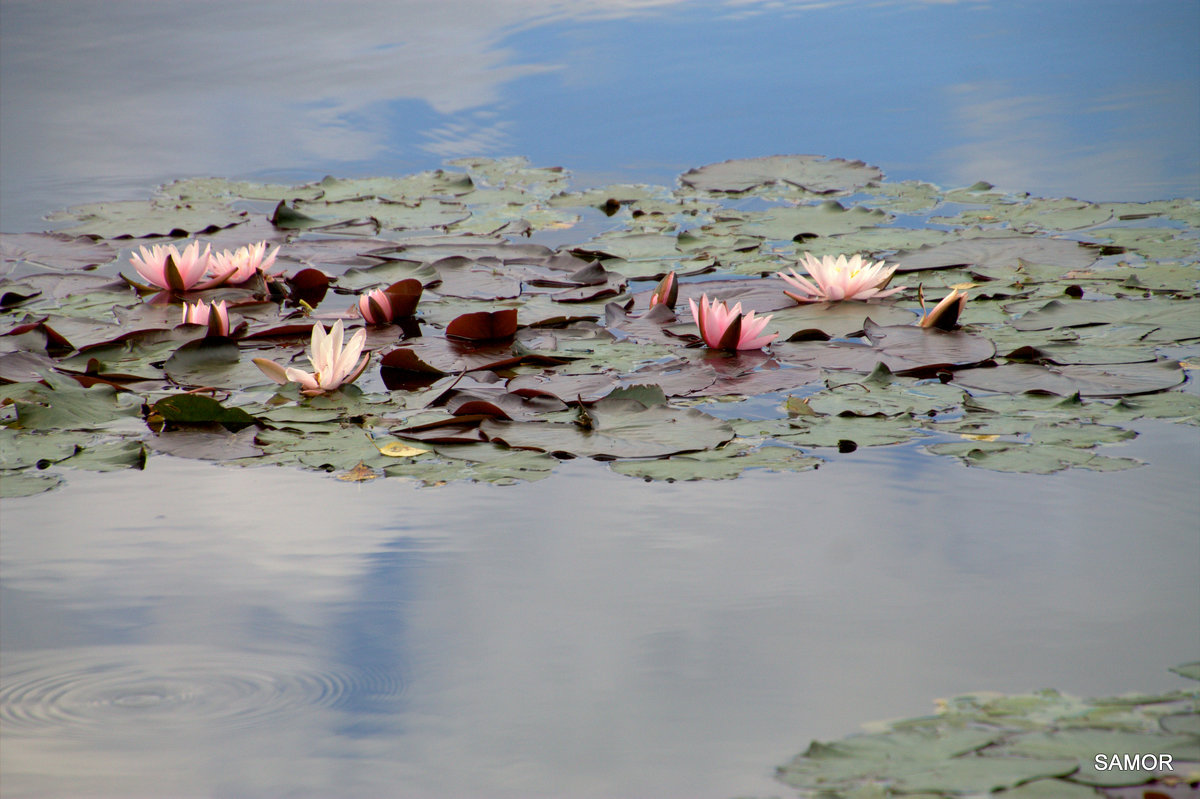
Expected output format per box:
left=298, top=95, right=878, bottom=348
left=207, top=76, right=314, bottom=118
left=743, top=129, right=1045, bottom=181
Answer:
left=774, top=662, right=1200, bottom=798
left=2, top=155, right=1197, bottom=495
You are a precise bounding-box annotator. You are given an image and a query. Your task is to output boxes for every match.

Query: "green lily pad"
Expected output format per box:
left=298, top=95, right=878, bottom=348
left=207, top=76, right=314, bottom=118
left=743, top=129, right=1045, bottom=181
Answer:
left=58, top=438, right=147, bottom=472
left=0, top=233, right=119, bottom=271
left=47, top=199, right=248, bottom=239
left=161, top=177, right=325, bottom=203
left=151, top=393, right=259, bottom=430
left=286, top=197, right=471, bottom=231
left=680, top=155, right=883, bottom=194
left=1088, top=226, right=1200, bottom=261
left=860, top=180, right=943, bottom=215
left=997, top=729, right=1200, bottom=786
left=301, top=172, right=475, bottom=202
left=162, top=337, right=244, bottom=388
left=0, top=427, right=81, bottom=469
left=7, top=378, right=144, bottom=429
left=772, top=414, right=924, bottom=448
left=1170, top=662, right=1200, bottom=681
left=953, top=361, right=1184, bottom=398
left=448, top=157, right=569, bottom=193
left=727, top=201, right=890, bottom=241
left=806, top=367, right=966, bottom=418
left=573, top=231, right=684, bottom=262
left=926, top=440, right=1143, bottom=474
left=4, top=157, right=1198, bottom=487
left=778, top=727, right=1003, bottom=789
left=889, top=756, right=1082, bottom=795
left=894, top=235, right=1102, bottom=273
left=610, top=443, right=820, bottom=481
left=479, top=396, right=734, bottom=458
left=993, top=778, right=1106, bottom=799
left=931, top=197, right=1116, bottom=231
left=0, top=469, right=64, bottom=498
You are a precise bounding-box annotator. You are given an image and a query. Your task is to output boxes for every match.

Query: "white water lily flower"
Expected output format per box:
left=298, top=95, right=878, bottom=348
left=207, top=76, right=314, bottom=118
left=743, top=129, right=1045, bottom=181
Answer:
left=778, top=252, right=904, bottom=303
left=254, top=320, right=369, bottom=396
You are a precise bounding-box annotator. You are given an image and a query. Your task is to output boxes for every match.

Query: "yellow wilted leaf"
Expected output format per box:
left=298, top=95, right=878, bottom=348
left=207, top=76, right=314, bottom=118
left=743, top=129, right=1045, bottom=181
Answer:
left=338, top=462, right=378, bottom=482
left=379, top=441, right=431, bottom=458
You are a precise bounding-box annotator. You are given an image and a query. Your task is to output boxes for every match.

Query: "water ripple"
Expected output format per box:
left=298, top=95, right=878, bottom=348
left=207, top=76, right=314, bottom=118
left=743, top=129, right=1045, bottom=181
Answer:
left=0, top=646, right=406, bottom=735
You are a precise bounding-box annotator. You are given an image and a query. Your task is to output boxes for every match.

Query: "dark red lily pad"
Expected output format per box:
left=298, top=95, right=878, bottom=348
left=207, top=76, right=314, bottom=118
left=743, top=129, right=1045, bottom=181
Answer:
left=446, top=308, right=519, bottom=341
left=380, top=278, right=423, bottom=317
left=392, top=414, right=490, bottom=444
left=285, top=268, right=329, bottom=307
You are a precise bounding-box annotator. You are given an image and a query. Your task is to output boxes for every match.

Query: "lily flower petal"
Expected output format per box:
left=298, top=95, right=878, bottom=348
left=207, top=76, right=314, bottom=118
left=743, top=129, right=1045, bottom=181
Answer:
left=919, top=289, right=968, bottom=330
left=181, top=299, right=230, bottom=337
left=255, top=320, right=371, bottom=395
left=253, top=357, right=291, bottom=385
left=689, top=294, right=777, bottom=351
left=129, top=241, right=213, bottom=291
left=209, top=241, right=280, bottom=285
left=648, top=272, right=678, bottom=310
left=779, top=252, right=904, bottom=303
left=357, top=289, right=395, bottom=325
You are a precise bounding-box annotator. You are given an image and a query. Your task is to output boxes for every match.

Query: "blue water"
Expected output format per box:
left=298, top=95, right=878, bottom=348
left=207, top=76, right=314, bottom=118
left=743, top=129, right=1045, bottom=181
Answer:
left=1, top=1, right=1198, bottom=797
left=1, top=0, right=1197, bottom=234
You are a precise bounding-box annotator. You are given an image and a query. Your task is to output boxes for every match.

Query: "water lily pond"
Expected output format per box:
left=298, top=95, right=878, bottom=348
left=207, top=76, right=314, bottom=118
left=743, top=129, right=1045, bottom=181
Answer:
left=2, top=2, right=1198, bottom=798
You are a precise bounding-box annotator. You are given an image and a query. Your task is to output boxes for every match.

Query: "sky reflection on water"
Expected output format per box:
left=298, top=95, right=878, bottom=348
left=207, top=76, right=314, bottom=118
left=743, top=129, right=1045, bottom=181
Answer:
left=1, top=0, right=1197, bottom=232
left=3, top=424, right=1198, bottom=798
left=2, top=1, right=1199, bottom=796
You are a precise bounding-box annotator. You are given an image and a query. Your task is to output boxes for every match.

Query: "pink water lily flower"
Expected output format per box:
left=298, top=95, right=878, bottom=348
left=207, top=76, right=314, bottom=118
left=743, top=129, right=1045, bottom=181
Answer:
left=357, top=289, right=398, bottom=325
left=688, top=294, right=778, bottom=351
left=648, top=271, right=678, bottom=310
left=253, top=319, right=369, bottom=396
left=779, top=252, right=904, bottom=303
left=209, top=241, right=280, bottom=285
left=181, top=299, right=230, bottom=337
left=919, top=288, right=968, bottom=330
left=129, top=241, right=214, bottom=291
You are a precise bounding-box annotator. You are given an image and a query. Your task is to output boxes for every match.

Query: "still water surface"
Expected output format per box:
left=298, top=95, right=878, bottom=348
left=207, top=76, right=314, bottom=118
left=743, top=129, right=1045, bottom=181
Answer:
left=3, top=428, right=1198, bottom=798
left=1, top=1, right=1198, bottom=797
